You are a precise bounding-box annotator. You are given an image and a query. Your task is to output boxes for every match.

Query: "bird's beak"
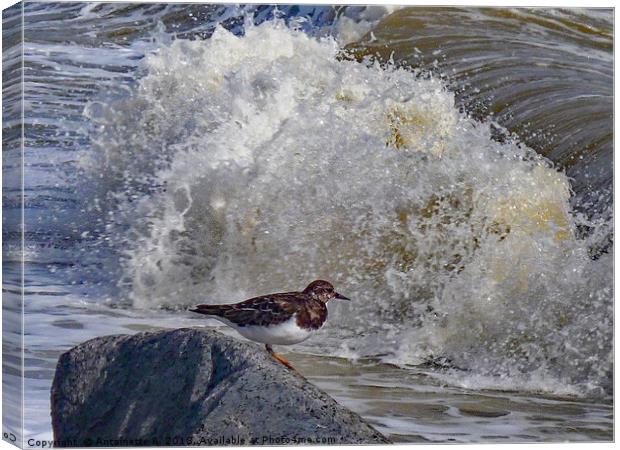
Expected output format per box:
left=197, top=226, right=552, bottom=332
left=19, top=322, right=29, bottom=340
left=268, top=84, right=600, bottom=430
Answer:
left=335, top=292, right=350, bottom=301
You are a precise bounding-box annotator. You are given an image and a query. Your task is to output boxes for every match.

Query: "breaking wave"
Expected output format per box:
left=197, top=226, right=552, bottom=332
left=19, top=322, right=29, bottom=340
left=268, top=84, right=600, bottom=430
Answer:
left=78, top=20, right=612, bottom=398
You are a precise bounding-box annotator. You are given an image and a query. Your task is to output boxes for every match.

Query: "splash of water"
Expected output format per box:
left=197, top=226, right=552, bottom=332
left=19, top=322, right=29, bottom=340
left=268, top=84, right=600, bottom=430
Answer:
left=79, top=21, right=612, bottom=398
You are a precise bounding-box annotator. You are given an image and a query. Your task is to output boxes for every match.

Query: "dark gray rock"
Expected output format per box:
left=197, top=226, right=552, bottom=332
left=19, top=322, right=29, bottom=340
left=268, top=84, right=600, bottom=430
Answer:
left=51, top=328, right=389, bottom=446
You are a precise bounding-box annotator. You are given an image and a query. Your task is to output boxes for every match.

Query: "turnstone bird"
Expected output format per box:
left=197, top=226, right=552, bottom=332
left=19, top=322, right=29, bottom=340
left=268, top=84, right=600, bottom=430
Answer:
left=190, top=280, right=349, bottom=372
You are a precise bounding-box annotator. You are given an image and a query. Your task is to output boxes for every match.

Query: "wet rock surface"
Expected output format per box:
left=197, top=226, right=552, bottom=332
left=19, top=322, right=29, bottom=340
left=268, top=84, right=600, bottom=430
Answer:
left=51, top=328, right=389, bottom=446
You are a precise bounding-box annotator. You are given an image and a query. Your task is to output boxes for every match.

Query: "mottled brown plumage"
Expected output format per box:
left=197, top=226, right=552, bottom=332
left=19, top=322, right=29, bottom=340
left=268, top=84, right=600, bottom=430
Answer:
left=190, top=280, right=350, bottom=373
left=191, top=293, right=328, bottom=330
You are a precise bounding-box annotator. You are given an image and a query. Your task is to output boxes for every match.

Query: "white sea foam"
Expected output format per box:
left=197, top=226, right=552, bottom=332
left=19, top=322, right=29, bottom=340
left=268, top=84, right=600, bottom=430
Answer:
left=80, top=21, right=612, bottom=398
left=332, top=6, right=403, bottom=45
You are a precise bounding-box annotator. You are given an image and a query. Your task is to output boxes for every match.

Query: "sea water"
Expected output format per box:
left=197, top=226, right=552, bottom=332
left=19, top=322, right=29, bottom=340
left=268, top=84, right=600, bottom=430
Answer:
left=2, top=3, right=612, bottom=444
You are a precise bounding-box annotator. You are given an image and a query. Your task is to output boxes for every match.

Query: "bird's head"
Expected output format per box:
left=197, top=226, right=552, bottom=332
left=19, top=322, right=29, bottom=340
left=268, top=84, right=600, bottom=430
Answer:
left=303, top=280, right=350, bottom=303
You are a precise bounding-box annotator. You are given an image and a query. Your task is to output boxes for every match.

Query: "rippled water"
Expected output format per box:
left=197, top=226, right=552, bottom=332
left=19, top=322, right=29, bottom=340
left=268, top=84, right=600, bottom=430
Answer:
left=2, top=3, right=613, bottom=445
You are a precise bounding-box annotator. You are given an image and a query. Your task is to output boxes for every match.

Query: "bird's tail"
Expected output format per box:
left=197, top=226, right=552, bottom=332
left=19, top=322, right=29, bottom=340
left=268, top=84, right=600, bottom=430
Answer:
left=189, top=304, right=232, bottom=317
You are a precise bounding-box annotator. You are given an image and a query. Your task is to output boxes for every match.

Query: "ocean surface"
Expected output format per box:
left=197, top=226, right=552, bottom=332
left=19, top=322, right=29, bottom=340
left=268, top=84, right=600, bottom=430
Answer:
left=2, top=3, right=613, bottom=445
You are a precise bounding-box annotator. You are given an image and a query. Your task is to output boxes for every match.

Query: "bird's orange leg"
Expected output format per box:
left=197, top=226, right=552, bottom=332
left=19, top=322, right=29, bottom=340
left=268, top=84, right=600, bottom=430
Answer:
left=265, top=344, right=300, bottom=374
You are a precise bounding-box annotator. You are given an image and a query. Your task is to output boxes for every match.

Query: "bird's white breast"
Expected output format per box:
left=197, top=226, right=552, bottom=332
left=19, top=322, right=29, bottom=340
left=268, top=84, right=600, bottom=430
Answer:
left=224, top=315, right=314, bottom=345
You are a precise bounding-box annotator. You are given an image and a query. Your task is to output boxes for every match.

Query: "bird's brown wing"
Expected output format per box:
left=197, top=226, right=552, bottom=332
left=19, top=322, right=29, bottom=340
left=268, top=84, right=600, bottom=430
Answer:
left=190, top=293, right=302, bottom=327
